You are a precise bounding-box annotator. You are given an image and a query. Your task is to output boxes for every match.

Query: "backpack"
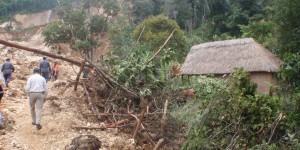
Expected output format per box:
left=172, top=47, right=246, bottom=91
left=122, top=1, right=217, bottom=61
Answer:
left=40, top=60, right=50, bottom=73
left=2, top=62, right=13, bottom=75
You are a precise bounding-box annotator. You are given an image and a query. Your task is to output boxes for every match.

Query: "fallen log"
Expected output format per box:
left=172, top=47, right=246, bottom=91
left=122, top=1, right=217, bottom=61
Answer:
left=0, top=39, right=92, bottom=68
left=72, top=126, right=124, bottom=130
left=0, top=39, right=139, bottom=99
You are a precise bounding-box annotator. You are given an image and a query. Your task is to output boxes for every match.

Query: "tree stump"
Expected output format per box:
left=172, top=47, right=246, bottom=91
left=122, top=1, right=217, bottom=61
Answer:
left=66, top=135, right=101, bottom=150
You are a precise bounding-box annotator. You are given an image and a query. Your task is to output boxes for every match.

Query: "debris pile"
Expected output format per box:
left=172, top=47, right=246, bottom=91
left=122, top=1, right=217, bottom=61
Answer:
left=0, top=33, right=137, bottom=149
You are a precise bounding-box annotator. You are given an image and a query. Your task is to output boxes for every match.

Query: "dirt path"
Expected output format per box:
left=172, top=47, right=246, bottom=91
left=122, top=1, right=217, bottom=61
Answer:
left=0, top=81, right=73, bottom=149
left=0, top=3, right=133, bottom=147
left=0, top=78, right=135, bottom=150
left=0, top=34, right=135, bottom=149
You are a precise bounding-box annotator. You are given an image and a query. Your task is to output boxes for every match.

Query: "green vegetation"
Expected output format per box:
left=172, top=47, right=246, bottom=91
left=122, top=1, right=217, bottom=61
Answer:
left=42, top=0, right=115, bottom=61
left=274, top=0, right=300, bottom=55
left=6, top=0, right=300, bottom=148
left=173, top=69, right=287, bottom=149
left=133, top=15, right=187, bottom=63
left=0, top=0, right=57, bottom=23
left=131, top=0, right=273, bottom=41
left=129, top=0, right=300, bottom=148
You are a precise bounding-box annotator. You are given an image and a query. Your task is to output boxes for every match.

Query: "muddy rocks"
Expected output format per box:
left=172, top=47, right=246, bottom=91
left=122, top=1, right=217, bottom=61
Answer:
left=46, top=95, right=59, bottom=101
left=10, top=90, right=19, bottom=97
left=15, top=74, right=28, bottom=80
left=0, top=130, right=5, bottom=135
left=26, top=60, right=39, bottom=69
left=53, top=80, right=67, bottom=88
left=66, top=135, right=101, bottom=150
left=0, top=124, right=4, bottom=130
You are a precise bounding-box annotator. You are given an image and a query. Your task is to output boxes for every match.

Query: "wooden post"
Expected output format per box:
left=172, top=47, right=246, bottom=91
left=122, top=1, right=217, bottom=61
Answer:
left=160, top=99, right=169, bottom=135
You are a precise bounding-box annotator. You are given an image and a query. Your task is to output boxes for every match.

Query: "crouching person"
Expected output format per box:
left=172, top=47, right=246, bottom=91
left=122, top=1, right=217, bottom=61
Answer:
left=26, top=68, right=48, bottom=130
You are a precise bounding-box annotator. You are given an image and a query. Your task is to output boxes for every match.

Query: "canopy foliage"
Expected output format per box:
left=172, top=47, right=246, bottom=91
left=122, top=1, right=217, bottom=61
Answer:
left=0, top=0, right=57, bottom=23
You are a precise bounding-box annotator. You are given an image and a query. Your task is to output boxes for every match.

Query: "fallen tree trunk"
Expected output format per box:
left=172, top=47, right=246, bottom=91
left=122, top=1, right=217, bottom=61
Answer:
left=0, top=39, right=91, bottom=68
left=0, top=39, right=139, bottom=99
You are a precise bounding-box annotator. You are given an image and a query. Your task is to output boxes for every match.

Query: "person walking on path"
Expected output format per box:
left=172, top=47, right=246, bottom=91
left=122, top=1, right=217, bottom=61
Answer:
left=1, top=58, right=15, bottom=87
left=39, top=57, right=51, bottom=82
left=51, top=62, right=59, bottom=81
left=26, top=68, right=48, bottom=130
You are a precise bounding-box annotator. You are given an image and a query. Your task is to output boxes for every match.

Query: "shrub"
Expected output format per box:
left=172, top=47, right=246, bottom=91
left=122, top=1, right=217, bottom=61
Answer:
left=172, top=69, right=285, bottom=149
left=133, top=15, right=188, bottom=63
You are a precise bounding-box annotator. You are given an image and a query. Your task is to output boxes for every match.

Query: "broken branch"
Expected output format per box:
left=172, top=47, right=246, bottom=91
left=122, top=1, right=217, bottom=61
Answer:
left=268, top=113, right=284, bottom=144
left=146, top=29, right=176, bottom=65
left=82, top=82, right=100, bottom=116
left=72, top=125, right=127, bottom=130
left=74, top=60, right=86, bottom=91
left=106, top=117, right=131, bottom=128
left=141, top=124, right=155, bottom=146
left=153, top=139, right=164, bottom=150
left=86, top=60, right=139, bottom=99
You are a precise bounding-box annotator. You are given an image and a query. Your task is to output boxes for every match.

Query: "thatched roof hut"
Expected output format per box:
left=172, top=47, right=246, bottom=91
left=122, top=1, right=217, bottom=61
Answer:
left=181, top=38, right=282, bottom=75
left=181, top=38, right=283, bottom=92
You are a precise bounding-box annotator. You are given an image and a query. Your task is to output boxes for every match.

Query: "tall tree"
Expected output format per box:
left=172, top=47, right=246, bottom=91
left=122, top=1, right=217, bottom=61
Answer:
left=274, top=0, right=300, bottom=55
left=133, top=15, right=187, bottom=63
left=43, top=0, right=117, bottom=61
left=131, top=0, right=155, bottom=23
left=275, top=0, right=300, bottom=94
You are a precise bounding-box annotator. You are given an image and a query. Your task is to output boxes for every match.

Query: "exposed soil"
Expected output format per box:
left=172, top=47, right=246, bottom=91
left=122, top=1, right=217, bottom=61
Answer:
left=0, top=31, right=136, bottom=150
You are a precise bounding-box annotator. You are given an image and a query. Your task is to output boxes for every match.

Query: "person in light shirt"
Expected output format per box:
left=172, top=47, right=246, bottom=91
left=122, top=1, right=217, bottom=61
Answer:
left=26, top=68, right=48, bottom=130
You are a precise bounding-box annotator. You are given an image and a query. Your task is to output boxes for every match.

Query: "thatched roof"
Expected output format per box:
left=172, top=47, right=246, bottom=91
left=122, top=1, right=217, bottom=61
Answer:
left=181, top=38, right=283, bottom=75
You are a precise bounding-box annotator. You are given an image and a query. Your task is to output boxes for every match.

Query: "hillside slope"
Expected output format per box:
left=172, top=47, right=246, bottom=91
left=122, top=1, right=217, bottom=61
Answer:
left=0, top=32, right=136, bottom=150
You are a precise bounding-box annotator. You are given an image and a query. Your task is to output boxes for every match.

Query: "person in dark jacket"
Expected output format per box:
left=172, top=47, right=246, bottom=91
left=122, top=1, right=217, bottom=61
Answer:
left=1, top=58, right=15, bottom=87
left=39, top=57, right=51, bottom=82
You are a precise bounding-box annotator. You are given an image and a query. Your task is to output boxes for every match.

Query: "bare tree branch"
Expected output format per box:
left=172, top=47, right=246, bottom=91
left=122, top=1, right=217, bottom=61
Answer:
left=153, top=139, right=164, bottom=150
left=146, top=29, right=176, bottom=65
